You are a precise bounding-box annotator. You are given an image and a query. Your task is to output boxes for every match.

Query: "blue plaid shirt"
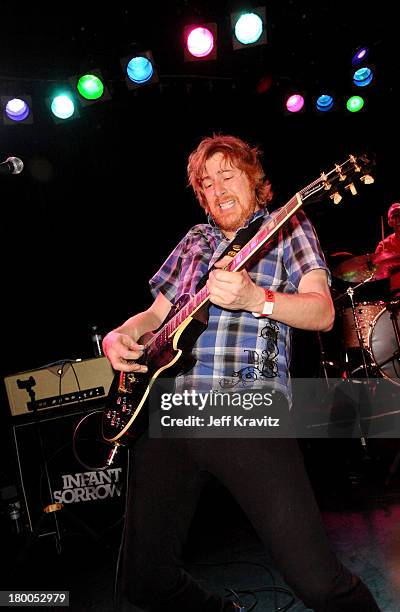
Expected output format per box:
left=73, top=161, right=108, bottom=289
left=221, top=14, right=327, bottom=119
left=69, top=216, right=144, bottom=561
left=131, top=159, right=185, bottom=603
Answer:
left=149, top=208, right=329, bottom=402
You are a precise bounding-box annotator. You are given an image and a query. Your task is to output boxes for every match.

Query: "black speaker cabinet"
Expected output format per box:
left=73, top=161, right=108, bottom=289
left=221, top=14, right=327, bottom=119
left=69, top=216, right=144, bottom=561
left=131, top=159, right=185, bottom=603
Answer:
left=12, top=404, right=126, bottom=539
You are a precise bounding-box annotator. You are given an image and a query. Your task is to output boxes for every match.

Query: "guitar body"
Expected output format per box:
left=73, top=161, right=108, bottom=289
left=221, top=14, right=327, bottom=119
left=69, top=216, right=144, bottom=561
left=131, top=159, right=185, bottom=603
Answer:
left=102, top=294, right=208, bottom=444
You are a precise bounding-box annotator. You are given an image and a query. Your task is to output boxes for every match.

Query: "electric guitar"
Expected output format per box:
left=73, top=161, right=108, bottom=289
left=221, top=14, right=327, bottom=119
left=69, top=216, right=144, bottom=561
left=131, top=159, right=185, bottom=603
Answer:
left=102, top=154, right=374, bottom=448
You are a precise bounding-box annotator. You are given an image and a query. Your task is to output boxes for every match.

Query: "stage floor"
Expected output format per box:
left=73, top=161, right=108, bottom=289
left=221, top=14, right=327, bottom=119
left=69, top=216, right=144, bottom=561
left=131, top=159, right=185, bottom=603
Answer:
left=2, top=439, right=400, bottom=611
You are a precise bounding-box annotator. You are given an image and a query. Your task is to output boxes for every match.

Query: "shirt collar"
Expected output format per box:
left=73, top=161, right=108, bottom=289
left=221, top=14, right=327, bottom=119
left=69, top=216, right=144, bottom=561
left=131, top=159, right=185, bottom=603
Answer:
left=207, top=207, right=268, bottom=239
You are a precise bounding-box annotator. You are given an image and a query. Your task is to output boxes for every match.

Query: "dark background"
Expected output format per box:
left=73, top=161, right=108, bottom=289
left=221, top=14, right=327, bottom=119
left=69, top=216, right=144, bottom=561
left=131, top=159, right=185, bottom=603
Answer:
left=0, top=2, right=397, bottom=400
left=0, top=7, right=399, bottom=604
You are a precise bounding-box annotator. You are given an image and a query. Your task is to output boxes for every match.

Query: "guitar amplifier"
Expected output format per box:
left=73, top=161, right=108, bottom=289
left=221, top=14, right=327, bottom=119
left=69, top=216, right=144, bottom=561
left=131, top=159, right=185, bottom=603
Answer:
left=4, top=357, right=115, bottom=417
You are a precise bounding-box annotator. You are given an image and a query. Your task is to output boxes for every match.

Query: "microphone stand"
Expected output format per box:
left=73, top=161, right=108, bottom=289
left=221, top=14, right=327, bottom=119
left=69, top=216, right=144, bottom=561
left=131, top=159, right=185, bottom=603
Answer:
left=15, top=377, right=63, bottom=560
left=14, top=377, right=102, bottom=564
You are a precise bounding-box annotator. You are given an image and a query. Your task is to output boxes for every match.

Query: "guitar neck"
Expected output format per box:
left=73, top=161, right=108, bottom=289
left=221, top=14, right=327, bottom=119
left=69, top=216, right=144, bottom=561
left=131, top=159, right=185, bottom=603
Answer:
left=226, top=193, right=303, bottom=273
left=146, top=193, right=303, bottom=351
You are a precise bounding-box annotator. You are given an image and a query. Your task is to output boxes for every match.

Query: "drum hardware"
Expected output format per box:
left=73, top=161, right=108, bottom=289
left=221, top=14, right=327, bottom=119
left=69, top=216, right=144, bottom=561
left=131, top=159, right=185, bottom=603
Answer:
left=333, top=274, right=375, bottom=305
left=331, top=280, right=379, bottom=450
left=341, top=286, right=373, bottom=374
left=387, top=300, right=400, bottom=345
left=316, top=332, right=341, bottom=390
left=333, top=275, right=376, bottom=361
left=342, top=287, right=373, bottom=449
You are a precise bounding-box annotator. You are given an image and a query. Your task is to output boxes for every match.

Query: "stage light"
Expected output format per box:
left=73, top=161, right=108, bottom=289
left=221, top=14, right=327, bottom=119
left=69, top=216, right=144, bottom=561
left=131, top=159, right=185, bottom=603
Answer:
left=315, top=94, right=334, bottom=112
left=6, top=98, right=29, bottom=121
left=128, top=57, right=153, bottom=83
left=48, top=92, right=79, bottom=121
left=121, top=51, right=159, bottom=89
left=352, top=46, right=369, bottom=66
left=78, top=74, right=104, bottom=100
left=286, top=94, right=305, bottom=113
left=231, top=7, right=266, bottom=50
left=187, top=27, right=214, bottom=58
left=184, top=24, right=217, bottom=61
left=2, top=96, right=33, bottom=124
left=235, top=13, right=263, bottom=44
left=70, top=69, right=111, bottom=106
left=51, top=95, right=75, bottom=119
left=353, top=66, right=374, bottom=87
left=346, top=95, right=365, bottom=112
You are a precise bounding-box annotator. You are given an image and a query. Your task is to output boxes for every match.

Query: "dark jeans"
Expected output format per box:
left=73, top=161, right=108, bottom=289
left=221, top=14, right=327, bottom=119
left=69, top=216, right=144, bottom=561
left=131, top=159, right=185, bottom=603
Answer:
left=122, top=437, right=380, bottom=611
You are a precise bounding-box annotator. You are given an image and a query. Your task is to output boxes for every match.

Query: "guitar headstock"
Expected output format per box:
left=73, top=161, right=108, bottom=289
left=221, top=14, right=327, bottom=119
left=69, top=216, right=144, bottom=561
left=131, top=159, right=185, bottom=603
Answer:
left=300, top=153, right=375, bottom=205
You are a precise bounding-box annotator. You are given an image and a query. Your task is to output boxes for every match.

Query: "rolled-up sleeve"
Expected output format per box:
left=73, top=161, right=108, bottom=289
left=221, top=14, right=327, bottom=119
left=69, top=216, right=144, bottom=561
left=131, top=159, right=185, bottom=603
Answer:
left=282, top=210, right=331, bottom=290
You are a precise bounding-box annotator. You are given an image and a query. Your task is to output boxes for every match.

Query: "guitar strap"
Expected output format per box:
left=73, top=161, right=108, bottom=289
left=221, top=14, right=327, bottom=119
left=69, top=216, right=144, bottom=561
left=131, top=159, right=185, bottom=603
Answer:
left=195, top=213, right=266, bottom=292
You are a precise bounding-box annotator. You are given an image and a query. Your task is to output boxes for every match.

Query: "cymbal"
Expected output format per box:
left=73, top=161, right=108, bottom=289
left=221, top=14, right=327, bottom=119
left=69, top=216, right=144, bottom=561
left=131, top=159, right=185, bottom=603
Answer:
left=333, top=252, right=400, bottom=283
left=373, top=252, right=400, bottom=280
left=333, top=253, right=376, bottom=282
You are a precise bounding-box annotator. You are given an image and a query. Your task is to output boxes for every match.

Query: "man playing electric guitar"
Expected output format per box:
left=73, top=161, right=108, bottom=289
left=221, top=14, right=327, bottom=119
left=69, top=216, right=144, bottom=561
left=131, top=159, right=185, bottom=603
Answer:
left=102, top=134, right=380, bottom=611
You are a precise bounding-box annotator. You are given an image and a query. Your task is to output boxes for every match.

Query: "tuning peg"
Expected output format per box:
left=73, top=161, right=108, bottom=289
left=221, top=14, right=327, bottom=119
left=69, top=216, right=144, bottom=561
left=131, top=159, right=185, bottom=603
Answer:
left=321, top=172, right=331, bottom=190
left=349, top=155, right=361, bottom=172
left=335, top=164, right=346, bottom=181
left=360, top=173, right=374, bottom=184
left=345, top=182, right=358, bottom=196
left=330, top=192, right=342, bottom=204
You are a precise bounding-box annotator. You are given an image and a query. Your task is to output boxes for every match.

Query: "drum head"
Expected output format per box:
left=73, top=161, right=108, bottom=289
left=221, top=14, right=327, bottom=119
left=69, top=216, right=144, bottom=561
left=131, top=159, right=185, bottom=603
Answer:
left=370, top=306, right=400, bottom=385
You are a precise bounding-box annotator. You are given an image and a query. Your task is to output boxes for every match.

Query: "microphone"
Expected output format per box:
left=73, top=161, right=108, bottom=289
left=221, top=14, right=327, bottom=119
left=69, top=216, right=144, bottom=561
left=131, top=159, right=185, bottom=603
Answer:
left=0, top=156, right=24, bottom=175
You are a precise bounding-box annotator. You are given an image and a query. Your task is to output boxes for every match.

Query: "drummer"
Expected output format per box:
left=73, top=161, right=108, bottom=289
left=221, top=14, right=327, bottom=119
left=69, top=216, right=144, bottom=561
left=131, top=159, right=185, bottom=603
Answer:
left=375, top=202, right=400, bottom=298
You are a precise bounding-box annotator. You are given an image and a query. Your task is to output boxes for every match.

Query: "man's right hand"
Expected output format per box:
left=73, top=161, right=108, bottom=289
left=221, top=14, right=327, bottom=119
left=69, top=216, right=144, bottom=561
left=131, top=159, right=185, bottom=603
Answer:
left=102, top=331, right=148, bottom=373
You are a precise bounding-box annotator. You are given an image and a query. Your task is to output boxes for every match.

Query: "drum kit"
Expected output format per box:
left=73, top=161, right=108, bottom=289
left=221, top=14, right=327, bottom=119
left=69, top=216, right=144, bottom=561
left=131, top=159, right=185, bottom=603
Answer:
left=323, top=251, right=400, bottom=386
left=316, top=251, right=400, bottom=474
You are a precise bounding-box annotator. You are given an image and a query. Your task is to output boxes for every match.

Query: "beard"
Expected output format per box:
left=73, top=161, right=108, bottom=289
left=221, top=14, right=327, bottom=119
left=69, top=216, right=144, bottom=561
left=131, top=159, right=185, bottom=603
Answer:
left=210, top=199, right=258, bottom=233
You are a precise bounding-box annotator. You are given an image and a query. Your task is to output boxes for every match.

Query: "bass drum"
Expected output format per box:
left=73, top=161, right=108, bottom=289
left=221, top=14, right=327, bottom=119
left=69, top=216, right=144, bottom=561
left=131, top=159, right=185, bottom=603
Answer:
left=369, top=305, right=400, bottom=385
left=342, top=301, right=385, bottom=349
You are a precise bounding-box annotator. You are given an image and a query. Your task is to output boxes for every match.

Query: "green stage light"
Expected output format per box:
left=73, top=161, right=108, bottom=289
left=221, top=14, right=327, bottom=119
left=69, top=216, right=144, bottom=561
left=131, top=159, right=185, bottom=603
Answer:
left=77, top=74, right=104, bottom=100
left=346, top=95, right=364, bottom=112
left=70, top=69, right=111, bottom=106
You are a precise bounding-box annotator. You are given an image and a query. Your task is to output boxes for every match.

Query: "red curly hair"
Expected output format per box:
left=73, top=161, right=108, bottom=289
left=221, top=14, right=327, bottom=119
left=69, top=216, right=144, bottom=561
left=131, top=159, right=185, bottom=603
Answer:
left=187, top=134, right=273, bottom=210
